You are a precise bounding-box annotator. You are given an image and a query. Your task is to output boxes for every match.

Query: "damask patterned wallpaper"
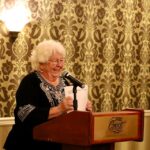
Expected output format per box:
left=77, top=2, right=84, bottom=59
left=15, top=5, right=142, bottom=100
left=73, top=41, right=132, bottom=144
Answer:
left=0, top=0, right=150, bottom=117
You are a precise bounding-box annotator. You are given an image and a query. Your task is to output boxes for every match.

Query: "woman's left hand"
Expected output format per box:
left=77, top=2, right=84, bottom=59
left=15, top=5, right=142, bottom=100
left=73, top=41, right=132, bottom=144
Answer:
left=86, top=100, right=92, bottom=111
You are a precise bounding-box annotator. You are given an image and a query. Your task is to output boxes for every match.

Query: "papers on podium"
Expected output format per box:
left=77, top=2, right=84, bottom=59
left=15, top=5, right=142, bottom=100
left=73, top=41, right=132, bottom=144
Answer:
left=64, top=85, right=88, bottom=111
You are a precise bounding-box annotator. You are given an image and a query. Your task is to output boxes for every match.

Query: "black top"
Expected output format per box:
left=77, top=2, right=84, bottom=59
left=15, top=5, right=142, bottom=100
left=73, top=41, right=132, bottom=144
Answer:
left=4, top=71, right=67, bottom=150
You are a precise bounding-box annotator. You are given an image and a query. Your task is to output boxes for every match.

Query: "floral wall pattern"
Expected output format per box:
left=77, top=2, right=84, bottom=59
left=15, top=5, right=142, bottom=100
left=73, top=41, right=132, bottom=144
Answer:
left=0, top=0, right=150, bottom=117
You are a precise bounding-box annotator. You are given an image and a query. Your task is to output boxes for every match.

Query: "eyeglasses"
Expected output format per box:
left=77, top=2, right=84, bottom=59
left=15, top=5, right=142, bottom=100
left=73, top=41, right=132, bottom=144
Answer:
left=48, top=59, right=65, bottom=65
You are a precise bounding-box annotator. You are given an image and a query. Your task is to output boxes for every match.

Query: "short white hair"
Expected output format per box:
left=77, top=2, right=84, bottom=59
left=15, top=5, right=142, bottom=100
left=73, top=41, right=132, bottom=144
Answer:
left=30, top=39, right=65, bottom=70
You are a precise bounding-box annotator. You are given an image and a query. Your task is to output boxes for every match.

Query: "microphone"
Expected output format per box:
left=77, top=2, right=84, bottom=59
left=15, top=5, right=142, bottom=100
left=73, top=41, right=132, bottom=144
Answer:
left=62, top=71, right=85, bottom=88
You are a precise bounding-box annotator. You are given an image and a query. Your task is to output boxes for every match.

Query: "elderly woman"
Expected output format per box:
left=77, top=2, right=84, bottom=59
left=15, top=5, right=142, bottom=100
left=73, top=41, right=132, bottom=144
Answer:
left=4, top=40, right=92, bottom=150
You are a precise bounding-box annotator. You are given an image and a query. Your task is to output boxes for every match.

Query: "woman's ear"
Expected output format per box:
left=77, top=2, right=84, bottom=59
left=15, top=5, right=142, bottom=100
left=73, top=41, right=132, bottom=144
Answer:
left=39, top=63, right=46, bottom=72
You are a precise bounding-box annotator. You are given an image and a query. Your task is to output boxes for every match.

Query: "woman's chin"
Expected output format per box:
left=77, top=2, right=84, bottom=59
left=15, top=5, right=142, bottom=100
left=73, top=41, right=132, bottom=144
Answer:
left=52, top=73, right=61, bottom=78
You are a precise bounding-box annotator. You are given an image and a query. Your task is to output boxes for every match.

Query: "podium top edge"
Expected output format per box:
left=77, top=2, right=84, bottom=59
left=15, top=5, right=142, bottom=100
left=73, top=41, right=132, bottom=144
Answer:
left=69, top=109, right=144, bottom=116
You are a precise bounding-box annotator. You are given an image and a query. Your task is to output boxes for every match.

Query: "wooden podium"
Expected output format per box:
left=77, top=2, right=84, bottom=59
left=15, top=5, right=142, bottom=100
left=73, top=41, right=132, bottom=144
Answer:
left=33, top=109, right=144, bottom=150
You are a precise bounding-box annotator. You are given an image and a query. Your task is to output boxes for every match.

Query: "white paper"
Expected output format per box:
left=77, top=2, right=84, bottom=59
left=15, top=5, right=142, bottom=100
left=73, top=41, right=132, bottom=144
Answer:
left=64, top=85, right=88, bottom=111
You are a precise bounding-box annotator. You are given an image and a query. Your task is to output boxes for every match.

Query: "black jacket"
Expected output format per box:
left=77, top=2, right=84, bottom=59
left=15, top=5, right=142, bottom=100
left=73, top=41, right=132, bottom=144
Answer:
left=4, top=71, right=66, bottom=150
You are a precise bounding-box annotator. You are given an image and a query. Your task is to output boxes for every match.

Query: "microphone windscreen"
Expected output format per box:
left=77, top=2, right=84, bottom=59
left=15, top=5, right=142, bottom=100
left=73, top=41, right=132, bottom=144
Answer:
left=62, top=71, right=68, bottom=77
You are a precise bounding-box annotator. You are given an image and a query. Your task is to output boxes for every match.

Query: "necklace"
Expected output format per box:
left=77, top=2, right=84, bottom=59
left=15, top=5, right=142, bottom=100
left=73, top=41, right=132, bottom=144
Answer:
left=40, top=72, right=59, bottom=86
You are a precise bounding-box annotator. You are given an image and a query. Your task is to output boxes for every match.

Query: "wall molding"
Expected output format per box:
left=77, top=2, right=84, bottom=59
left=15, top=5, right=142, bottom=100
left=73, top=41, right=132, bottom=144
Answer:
left=144, top=110, right=150, bottom=116
left=0, top=110, right=150, bottom=126
left=0, top=117, right=14, bottom=126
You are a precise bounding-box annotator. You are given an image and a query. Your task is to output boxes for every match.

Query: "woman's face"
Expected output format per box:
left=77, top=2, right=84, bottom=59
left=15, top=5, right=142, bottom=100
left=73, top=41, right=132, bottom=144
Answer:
left=46, top=52, right=65, bottom=78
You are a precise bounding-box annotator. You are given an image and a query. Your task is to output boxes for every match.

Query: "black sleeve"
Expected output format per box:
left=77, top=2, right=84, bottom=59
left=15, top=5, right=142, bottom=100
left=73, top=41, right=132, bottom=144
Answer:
left=14, top=74, right=50, bottom=127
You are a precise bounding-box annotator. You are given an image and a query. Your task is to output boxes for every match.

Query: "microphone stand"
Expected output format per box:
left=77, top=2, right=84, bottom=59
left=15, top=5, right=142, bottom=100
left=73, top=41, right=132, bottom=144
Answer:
left=73, top=84, right=78, bottom=110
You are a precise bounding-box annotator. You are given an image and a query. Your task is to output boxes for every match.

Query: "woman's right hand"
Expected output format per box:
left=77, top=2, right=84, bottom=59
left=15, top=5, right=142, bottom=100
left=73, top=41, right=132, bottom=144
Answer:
left=59, top=96, right=74, bottom=113
left=48, top=96, right=74, bottom=119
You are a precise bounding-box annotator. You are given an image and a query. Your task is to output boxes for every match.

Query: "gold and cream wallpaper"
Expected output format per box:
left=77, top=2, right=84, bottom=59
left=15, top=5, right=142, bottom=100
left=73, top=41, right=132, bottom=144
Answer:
left=0, top=0, right=150, bottom=117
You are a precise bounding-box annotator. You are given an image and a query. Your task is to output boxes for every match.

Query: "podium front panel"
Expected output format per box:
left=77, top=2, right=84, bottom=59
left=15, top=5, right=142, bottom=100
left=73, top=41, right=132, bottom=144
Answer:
left=92, top=110, right=144, bottom=144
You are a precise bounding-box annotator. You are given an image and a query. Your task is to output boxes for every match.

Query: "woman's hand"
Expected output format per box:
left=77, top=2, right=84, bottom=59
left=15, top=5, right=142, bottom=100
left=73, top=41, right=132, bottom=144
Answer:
left=86, top=100, right=92, bottom=111
left=48, top=96, right=73, bottom=119
left=59, top=96, right=74, bottom=113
